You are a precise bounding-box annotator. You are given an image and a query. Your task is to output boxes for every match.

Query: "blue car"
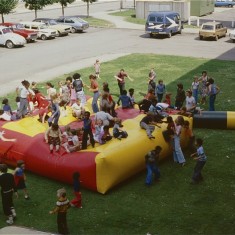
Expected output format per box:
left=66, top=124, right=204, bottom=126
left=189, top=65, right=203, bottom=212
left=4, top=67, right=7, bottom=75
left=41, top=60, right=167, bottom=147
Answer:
left=55, top=16, right=89, bottom=33
left=215, top=0, right=235, bottom=7
left=145, top=11, right=182, bottom=38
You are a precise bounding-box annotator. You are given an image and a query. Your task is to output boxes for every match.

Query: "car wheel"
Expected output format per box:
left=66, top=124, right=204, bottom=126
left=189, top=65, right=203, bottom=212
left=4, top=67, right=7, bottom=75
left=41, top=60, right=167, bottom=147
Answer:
left=70, top=27, right=76, bottom=34
left=149, top=33, right=153, bottom=38
left=233, top=39, right=235, bottom=43
left=199, top=35, right=203, bottom=40
left=58, top=31, right=62, bottom=37
left=5, top=40, right=14, bottom=49
left=41, top=34, right=47, bottom=40
left=228, top=4, right=232, bottom=7
left=167, top=32, right=172, bottom=38
left=215, top=35, right=218, bottom=41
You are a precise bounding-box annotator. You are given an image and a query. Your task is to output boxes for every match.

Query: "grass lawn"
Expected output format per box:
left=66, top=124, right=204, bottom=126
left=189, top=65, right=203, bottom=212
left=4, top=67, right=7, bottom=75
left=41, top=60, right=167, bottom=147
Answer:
left=109, top=9, right=146, bottom=25
left=0, top=54, right=235, bottom=235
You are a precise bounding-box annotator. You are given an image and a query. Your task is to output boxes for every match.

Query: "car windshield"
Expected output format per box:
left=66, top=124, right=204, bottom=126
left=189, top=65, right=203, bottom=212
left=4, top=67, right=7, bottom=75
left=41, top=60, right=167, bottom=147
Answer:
left=48, top=20, right=57, bottom=25
left=72, top=18, right=87, bottom=23
left=148, top=16, right=164, bottom=23
left=15, top=24, right=24, bottom=29
left=2, top=28, right=12, bottom=34
left=202, top=25, right=214, bottom=30
left=39, top=25, right=47, bottom=29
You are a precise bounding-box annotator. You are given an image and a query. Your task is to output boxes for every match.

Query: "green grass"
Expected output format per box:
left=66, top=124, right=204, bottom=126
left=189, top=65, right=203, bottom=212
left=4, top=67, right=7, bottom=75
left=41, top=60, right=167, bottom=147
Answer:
left=1, top=54, right=235, bottom=235
left=109, top=9, right=146, bottom=25
left=82, top=16, right=115, bottom=28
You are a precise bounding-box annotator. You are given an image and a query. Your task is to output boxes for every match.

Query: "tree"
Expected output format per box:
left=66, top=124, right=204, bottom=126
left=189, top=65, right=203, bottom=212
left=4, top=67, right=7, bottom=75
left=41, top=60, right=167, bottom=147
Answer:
left=82, top=0, right=97, bottom=18
left=56, top=0, right=75, bottom=17
left=0, top=0, right=18, bottom=23
left=23, top=0, right=55, bottom=18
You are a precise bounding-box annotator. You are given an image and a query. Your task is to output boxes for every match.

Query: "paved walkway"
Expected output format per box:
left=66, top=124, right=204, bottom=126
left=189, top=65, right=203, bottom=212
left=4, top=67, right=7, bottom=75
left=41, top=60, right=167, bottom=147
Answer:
left=0, top=226, right=51, bottom=235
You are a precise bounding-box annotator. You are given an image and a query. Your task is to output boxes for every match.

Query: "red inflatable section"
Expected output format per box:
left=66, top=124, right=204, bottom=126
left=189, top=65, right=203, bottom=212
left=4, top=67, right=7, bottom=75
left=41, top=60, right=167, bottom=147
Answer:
left=0, top=108, right=141, bottom=192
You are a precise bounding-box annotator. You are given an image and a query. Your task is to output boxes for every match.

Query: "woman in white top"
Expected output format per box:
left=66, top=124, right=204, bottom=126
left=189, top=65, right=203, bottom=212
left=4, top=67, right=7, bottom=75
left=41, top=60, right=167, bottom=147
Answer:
left=46, top=82, right=56, bottom=100
left=173, top=116, right=186, bottom=166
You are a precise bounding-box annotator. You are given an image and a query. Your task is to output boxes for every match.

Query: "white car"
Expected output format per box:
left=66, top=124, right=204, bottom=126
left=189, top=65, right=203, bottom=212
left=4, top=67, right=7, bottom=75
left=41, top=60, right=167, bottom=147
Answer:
left=33, top=18, right=71, bottom=36
left=0, top=26, right=26, bottom=48
left=229, top=29, right=235, bottom=42
left=20, top=21, right=58, bottom=40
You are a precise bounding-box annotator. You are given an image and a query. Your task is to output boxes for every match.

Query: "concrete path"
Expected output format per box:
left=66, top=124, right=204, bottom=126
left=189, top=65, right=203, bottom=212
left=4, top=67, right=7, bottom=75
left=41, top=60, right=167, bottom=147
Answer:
left=0, top=226, right=51, bottom=235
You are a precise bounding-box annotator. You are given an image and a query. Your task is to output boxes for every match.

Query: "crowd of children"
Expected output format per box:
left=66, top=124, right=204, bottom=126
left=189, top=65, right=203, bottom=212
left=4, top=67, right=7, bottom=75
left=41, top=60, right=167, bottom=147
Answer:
left=0, top=63, right=212, bottom=233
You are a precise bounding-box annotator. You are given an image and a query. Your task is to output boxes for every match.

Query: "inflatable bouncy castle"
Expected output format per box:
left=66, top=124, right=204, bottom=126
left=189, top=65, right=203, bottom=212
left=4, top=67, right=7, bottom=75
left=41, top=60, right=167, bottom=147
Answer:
left=0, top=102, right=192, bottom=194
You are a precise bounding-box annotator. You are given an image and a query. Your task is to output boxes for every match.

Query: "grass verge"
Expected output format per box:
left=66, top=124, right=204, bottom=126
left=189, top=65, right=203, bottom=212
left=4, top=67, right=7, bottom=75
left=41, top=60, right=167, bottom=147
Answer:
left=83, top=16, right=115, bottom=28
left=109, top=9, right=146, bottom=25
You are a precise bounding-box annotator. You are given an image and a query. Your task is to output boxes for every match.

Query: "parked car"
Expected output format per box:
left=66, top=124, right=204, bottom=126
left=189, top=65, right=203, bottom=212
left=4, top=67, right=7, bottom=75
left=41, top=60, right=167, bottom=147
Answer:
left=20, top=21, right=58, bottom=40
left=33, top=18, right=71, bottom=36
left=55, top=16, right=89, bottom=33
left=0, top=26, right=26, bottom=48
left=199, top=22, right=227, bottom=41
left=229, top=29, right=235, bottom=42
left=215, top=0, right=235, bottom=7
left=0, top=22, right=38, bottom=42
left=145, top=11, right=182, bottom=38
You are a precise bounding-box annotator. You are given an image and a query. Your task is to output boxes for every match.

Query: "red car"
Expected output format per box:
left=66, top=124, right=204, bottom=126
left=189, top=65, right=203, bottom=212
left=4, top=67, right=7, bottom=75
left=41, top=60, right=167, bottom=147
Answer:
left=0, top=22, right=38, bottom=42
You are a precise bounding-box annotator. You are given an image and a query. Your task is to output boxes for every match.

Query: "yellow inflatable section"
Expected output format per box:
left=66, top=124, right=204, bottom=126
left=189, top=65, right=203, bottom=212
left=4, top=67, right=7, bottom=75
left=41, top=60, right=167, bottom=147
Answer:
left=95, top=114, right=191, bottom=194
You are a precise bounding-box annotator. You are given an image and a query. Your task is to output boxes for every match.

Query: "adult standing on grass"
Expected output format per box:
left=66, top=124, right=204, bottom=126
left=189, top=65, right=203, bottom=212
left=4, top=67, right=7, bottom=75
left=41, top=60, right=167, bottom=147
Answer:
left=0, top=164, right=18, bottom=225
left=175, top=83, right=186, bottom=110
left=173, top=116, right=186, bottom=166
left=199, top=71, right=208, bottom=105
left=114, top=69, right=133, bottom=95
left=207, top=78, right=220, bottom=111
left=190, top=138, right=207, bottom=184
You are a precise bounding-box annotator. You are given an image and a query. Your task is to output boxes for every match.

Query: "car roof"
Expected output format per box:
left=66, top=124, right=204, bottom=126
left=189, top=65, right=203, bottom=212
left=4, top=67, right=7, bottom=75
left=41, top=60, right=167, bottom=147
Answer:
left=202, top=22, right=222, bottom=25
left=0, top=25, right=9, bottom=29
left=34, top=18, right=54, bottom=21
left=20, top=21, right=46, bottom=25
left=148, top=11, right=179, bottom=16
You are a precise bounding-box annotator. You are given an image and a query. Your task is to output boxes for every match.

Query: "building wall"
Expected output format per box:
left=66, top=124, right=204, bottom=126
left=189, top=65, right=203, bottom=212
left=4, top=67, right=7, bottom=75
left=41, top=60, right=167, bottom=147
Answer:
left=191, top=0, right=214, bottom=16
left=136, top=0, right=214, bottom=20
left=136, top=0, right=190, bottom=21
